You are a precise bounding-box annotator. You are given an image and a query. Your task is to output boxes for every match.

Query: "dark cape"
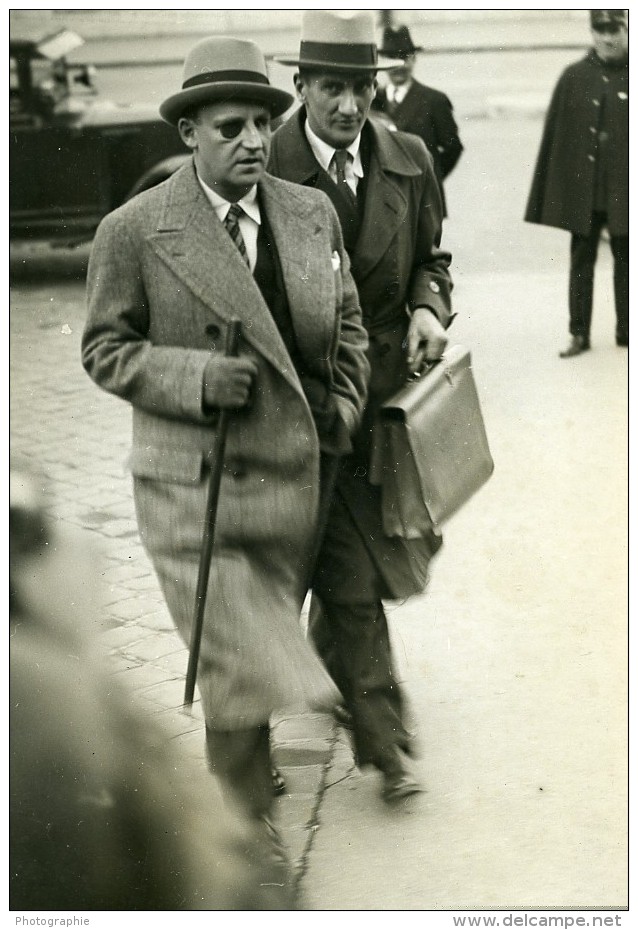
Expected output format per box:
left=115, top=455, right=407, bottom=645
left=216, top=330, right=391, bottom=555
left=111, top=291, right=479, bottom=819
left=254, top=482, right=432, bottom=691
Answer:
left=525, top=50, right=628, bottom=237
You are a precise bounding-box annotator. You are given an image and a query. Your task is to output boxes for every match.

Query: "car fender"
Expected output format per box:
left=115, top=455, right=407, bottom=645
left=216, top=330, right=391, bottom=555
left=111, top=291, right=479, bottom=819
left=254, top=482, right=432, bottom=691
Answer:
left=125, top=154, right=191, bottom=201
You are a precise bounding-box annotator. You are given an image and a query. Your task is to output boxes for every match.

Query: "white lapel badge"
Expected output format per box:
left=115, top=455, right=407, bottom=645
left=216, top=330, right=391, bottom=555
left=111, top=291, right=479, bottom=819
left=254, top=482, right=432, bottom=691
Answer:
left=331, top=251, right=341, bottom=271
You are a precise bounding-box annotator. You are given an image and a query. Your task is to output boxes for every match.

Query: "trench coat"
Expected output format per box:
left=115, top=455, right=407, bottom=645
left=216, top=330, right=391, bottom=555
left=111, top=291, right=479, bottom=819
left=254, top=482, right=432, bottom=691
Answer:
left=372, top=79, right=463, bottom=216
left=269, top=111, right=453, bottom=599
left=82, top=163, right=370, bottom=727
left=525, top=50, right=629, bottom=237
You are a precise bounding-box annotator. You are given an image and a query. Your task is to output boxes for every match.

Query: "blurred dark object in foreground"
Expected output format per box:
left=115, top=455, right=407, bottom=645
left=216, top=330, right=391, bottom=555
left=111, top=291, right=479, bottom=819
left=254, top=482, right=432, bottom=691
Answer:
left=10, top=469, right=292, bottom=910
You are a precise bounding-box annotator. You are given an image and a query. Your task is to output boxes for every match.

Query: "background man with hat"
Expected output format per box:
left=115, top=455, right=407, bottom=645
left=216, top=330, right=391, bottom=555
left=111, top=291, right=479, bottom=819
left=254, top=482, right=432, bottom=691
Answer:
left=525, top=10, right=628, bottom=357
left=269, top=10, right=453, bottom=804
left=372, top=18, right=463, bottom=216
left=82, top=34, right=369, bottom=871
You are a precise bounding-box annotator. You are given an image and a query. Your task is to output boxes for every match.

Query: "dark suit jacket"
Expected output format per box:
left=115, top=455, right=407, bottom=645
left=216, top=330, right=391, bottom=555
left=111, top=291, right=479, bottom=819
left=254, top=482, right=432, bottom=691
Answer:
left=525, top=50, right=628, bottom=236
left=372, top=79, right=463, bottom=215
left=269, top=111, right=453, bottom=598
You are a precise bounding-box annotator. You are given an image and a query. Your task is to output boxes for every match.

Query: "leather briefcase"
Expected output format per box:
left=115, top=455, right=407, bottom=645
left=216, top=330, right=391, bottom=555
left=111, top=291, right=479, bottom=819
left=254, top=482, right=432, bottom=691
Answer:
left=369, top=345, right=494, bottom=538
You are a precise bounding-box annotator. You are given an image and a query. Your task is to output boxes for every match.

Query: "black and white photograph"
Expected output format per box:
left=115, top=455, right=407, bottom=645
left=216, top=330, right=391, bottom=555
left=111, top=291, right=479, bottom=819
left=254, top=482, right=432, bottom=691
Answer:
left=9, top=5, right=630, bottom=921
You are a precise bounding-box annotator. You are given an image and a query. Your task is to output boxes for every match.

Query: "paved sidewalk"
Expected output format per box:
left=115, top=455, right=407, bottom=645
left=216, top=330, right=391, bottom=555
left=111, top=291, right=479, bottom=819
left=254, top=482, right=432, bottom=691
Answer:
left=9, top=278, right=337, bottom=890
left=10, top=102, right=628, bottom=909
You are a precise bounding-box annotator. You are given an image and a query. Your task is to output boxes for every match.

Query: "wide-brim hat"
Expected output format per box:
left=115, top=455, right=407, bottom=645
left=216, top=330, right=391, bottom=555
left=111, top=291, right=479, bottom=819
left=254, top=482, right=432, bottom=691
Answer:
left=590, top=9, right=627, bottom=28
left=274, top=10, right=403, bottom=71
left=160, top=36, right=294, bottom=126
left=378, top=25, right=424, bottom=59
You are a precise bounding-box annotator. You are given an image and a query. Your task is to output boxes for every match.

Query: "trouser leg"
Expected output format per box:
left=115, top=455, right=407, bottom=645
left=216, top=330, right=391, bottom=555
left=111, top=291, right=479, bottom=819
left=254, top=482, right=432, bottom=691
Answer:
left=610, top=234, right=629, bottom=343
left=309, top=595, right=410, bottom=772
left=305, top=453, right=342, bottom=589
left=569, top=215, right=603, bottom=341
left=205, top=723, right=273, bottom=821
left=205, top=724, right=295, bottom=902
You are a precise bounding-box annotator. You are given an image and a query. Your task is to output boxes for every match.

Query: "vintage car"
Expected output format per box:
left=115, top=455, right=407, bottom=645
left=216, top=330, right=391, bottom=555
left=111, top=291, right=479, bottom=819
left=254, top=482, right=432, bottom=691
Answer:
left=10, top=28, right=397, bottom=245
left=10, top=29, right=189, bottom=242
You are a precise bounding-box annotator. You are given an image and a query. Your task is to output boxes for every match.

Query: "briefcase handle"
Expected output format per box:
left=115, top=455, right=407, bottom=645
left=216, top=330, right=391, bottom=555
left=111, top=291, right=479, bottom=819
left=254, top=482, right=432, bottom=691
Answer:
left=408, top=355, right=446, bottom=383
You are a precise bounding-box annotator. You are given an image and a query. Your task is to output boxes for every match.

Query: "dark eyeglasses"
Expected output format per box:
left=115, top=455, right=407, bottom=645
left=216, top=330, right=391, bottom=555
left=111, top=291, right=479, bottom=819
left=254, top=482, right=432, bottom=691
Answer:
left=592, top=22, right=623, bottom=35
left=216, top=116, right=271, bottom=140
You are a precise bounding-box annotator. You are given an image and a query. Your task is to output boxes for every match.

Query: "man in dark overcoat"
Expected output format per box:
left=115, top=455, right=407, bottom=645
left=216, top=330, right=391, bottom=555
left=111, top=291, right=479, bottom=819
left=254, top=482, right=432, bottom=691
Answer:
left=82, top=35, right=370, bottom=876
left=371, top=23, right=463, bottom=216
left=525, top=9, right=628, bottom=356
left=269, top=10, right=453, bottom=804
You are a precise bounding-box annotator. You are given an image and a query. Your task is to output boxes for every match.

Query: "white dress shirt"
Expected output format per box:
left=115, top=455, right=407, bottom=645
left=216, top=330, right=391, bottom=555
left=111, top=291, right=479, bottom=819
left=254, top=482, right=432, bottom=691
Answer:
left=386, top=79, right=412, bottom=106
left=196, top=174, right=261, bottom=271
left=304, top=120, right=364, bottom=197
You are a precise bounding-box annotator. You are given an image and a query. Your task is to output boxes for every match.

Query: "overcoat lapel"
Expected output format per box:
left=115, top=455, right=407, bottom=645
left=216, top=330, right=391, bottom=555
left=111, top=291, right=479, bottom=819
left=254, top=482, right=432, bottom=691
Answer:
left=351, top=153, right=407, bottom=283
left=259, top=175, right=335, bottom=373
left=147, top=165, right=302, bottom=394
left=352, top=124, right=419, bottom=284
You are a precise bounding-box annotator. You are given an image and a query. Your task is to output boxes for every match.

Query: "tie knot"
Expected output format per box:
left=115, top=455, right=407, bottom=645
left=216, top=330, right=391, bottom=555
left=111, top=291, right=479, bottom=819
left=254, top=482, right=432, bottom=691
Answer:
left=227, top=203, right=243, bottom=221
left=333, top=149, right=349, bottom=172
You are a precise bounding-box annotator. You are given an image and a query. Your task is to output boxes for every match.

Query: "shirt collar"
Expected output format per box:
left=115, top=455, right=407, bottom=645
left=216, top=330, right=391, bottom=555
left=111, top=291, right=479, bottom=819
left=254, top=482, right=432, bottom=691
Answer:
left=303, top=119, right=364, bottom=179
left=196, top=173, right=261, bottom=225
left=388, top=78, right=412, bottom=103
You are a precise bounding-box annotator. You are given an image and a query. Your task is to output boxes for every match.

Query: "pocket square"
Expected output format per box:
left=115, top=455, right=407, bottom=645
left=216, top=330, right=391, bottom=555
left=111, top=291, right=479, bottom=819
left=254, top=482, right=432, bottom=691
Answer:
left=331, top=251, right=341, bottom=271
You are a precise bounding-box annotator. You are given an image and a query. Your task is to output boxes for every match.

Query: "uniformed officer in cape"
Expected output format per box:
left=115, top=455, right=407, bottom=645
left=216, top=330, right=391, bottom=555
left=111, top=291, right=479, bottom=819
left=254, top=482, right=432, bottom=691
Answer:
left=525, top=10, right=628, bottom=357
left=269, top=9, right=454, bottom=804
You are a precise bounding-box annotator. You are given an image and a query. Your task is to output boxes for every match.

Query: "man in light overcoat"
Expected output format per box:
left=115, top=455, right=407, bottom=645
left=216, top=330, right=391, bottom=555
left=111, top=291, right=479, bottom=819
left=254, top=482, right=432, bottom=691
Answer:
left=269, top=10, right=453, bottom=804
left=82, top=35, right=369, bottom=873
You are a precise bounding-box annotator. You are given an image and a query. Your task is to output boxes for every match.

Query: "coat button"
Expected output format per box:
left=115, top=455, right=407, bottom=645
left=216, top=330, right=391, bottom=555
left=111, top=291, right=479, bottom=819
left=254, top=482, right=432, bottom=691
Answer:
left=589, top=126, right=597, bottom=133
left=587, top=154, right=595, bottom=162
left=429, top=280, right=440, bottom=294
left=205, top=323, right=221, bottom=341
left=592, top=98, right=600, bottom=106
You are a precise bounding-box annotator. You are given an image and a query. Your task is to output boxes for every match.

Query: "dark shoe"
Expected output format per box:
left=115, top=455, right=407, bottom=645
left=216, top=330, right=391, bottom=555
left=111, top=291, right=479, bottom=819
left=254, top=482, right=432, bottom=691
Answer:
left=333, top=704, right=353, bottom=728
left=559, top=335, right=590, bottom=358
left=271, top=767, right=286, bottom=796
left=380, top=753, right=424, bottom=804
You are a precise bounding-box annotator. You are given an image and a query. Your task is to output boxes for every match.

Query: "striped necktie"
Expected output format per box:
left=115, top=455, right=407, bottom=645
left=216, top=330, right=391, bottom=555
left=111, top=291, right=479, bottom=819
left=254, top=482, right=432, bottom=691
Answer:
left=333, top=150, right=357, bottom=207
left=224, top=203, right=249, bottom=265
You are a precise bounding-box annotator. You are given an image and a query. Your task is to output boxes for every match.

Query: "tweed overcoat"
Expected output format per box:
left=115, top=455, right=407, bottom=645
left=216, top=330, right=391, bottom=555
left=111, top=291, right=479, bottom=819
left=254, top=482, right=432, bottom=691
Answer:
left=269, top=112, right=453, bottom=599
left=372, top=79, right=463, bottom=216
left=525, top=50, right=629, bottom=237
left=82, top=163, right=370, bottom=727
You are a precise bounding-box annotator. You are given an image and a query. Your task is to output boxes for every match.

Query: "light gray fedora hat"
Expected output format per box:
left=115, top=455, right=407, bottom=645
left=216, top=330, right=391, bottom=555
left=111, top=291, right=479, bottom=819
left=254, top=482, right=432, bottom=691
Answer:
left=275, top=9, right=403, bottom=71
left=160, top=36, right=294, bottom=125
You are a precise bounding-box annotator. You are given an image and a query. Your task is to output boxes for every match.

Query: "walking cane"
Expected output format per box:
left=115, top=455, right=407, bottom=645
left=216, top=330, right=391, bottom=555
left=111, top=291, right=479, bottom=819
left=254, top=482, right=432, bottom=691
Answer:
left=183, top=319, right=242, bottom=710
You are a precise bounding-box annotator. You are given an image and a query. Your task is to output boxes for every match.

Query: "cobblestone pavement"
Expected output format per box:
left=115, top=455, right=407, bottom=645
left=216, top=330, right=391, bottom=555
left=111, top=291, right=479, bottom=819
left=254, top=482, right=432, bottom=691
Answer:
left=9, top=275, right=337, bottom=889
